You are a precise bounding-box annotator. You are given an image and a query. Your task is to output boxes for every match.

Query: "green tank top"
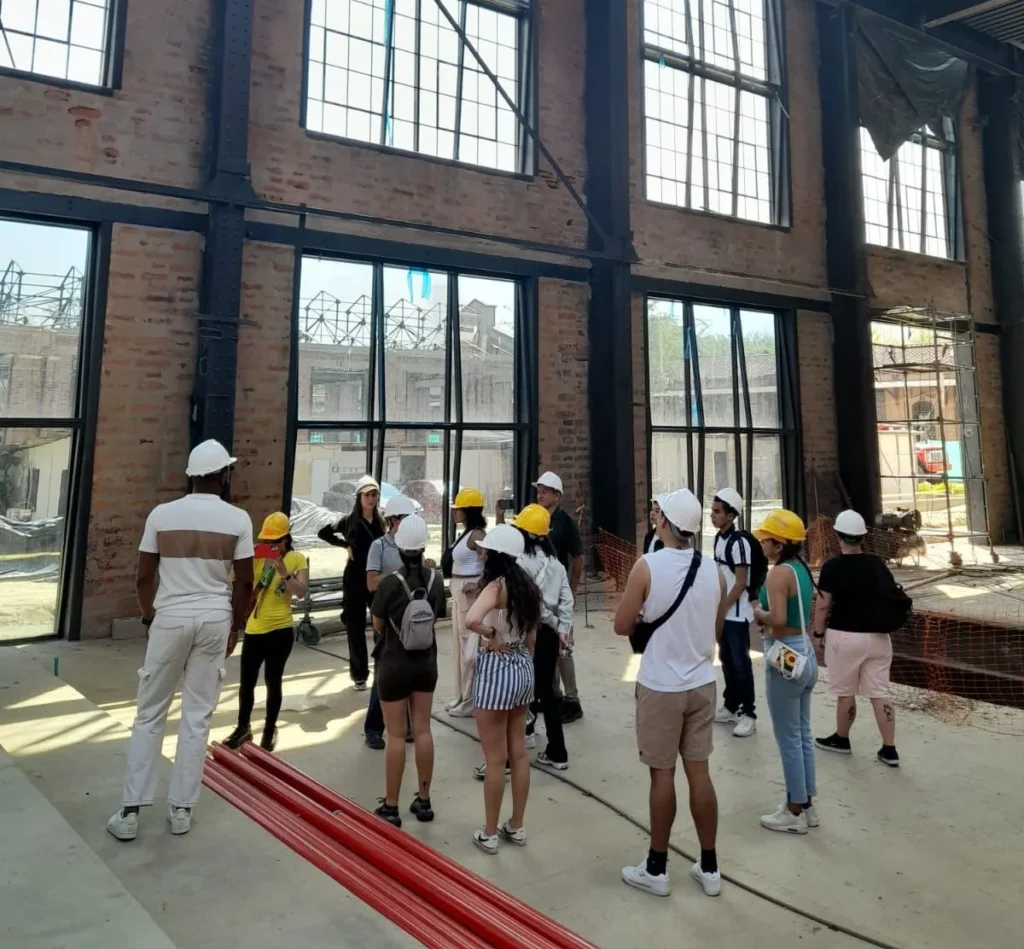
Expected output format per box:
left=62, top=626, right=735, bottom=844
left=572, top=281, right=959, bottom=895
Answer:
left=758, top=560, right=813, bottom=631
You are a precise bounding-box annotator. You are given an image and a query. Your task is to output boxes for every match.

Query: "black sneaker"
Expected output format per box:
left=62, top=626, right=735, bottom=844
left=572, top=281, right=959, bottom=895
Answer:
left=877, top=746, right=900, bottom=768
left=365, top=733, right=386, bottom=751
left=260, top=727, right=278, bottom=752
left=815, top=733, right=852, bottom=755
left=374, top=799, right=402, bottom=827
left=410, top=796, right=434, bottom=822
left=561, top=700, right=584, bottom=724
left=223, top=724, right=252, bottom=749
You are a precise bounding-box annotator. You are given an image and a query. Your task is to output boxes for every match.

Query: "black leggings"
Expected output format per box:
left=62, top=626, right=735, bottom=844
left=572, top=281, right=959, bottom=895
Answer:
left=534, top=625, right=567, bottom=762
left=238, top=627, right=294, bottom=734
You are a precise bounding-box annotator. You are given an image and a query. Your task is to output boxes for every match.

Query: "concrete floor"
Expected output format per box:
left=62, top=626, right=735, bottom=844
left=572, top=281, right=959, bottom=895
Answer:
left=1, top=612, right=1022, bottom=949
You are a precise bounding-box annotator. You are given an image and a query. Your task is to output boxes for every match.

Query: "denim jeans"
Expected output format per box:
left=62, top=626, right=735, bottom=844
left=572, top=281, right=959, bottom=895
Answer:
left=719, top=619, right=756, bottom=718
left=764, top=636, right=818, bottom=804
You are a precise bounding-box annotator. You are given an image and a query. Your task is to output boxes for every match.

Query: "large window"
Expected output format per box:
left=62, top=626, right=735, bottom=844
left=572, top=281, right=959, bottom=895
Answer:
left=292, top=256, right=528, bottom=575
left=642, top=0, right=787, bottom=224
left=647, top=297, right=796, bottom=543
left=861, top=124, right=958, bottom=259
left=0, top=218, right=91, bottom=640
left=0, top=0, right=117, bottom=87
left=304, top=0, right=532, bottom=173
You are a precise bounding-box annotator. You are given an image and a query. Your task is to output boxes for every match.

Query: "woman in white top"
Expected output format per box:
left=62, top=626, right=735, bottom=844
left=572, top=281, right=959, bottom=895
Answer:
left=465, top=525, right=542, bottom=855
left=444, top=489, right=487, bottom=717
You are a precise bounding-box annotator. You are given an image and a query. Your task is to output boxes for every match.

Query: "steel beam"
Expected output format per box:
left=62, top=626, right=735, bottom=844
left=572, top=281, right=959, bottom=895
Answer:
left=816, top=3, right=881, bottom=519
left=924, top=0, right=1017, bottom=29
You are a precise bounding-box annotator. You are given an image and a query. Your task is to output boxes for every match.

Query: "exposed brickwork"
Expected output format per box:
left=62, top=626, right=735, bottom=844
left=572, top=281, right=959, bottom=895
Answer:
left=632, top=293, right=650, bottom=549
left=248, top=0, right=588, bottom=248
left=82, top=226, right=203, bottom=637
left=797, top=310, right=842, bottom=519
left=0, top=0, right=209, bottom=188
left=975, top=333, right=1013, bottom=544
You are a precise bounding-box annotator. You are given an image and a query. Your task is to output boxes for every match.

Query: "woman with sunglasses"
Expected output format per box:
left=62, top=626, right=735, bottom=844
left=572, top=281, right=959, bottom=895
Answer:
left=318, top=475, right=385, bottom=690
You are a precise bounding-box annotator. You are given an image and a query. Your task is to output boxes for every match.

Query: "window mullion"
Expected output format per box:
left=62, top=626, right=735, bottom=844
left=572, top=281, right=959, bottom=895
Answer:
left=919, top=138, right=928, bottom=255
left=893, top=157, right=904, bottom=251
left=414, top=0, right=422, bottom=153
left=453, top=0, right=468, bottom=161
left=380, top=0, right=397, bottom=147
left=727, top=0, right=742, bottom=219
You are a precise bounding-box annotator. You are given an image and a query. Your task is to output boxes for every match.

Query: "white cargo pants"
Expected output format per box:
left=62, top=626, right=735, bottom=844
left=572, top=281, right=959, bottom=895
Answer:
left=121, top=610, right=231, bottom=809
left=448, top=577, right=479, bottom=714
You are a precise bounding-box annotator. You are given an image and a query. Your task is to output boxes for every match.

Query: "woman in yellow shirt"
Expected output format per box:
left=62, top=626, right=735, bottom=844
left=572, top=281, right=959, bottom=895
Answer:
left=225, top=512, right=309, bottom=751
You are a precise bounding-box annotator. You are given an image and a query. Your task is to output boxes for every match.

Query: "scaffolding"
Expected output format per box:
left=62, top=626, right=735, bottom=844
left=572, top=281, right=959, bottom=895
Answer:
left=871, top=305, right=993, bottom=558
left=298, top=292, right=446, bottom=351
left=0, top=261, right=84, bottom=330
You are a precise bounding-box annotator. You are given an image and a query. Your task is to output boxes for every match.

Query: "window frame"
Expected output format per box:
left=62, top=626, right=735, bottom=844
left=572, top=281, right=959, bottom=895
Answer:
left=643, top=293, right=802, bottom=530
left=640, top=0, right=791, bottom=227
left=861, top=121, right=962, bottom=261
left=300, top=0, right=537, bottom=178
left=0, top=0, right=127, bottom=93
left=285, top=250, right=538, bottom=552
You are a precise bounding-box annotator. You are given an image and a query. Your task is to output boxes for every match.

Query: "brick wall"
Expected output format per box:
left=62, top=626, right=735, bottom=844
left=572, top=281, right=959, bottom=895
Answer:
left=631, top=293, right=650, bottom=550
left=82, top=226, right=203, bottom=636
left=976, top=334, right=1013, bottom=543
left=797, top=310, right=842, bottom=519
left=0, top=0, right=209, bottom=188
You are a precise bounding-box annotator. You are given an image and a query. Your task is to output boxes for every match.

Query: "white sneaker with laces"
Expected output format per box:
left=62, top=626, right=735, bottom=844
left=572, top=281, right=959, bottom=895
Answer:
left=804, top=805, right=820, bottom=828
left=536, top=751, right=569, bottom=771
left=498, top=821, right=527, bottom=846
left=732, top=714, right=757, bottom=738
left=473, top=829, right=499, bottom=854
left=760, top=803, right=809, bottom=835
left=714, top=705, right=739, bottom=725
left=168, top=806, right=192, bottom=836
left=524, top=732, right=537, bottom=750
left=473, top=761, right=511, bottom=780
left=621, top=858, right=670, bottom=897
left=690, top=861, right=722, bottom=897
left=107, top=808, right=138, bottom=841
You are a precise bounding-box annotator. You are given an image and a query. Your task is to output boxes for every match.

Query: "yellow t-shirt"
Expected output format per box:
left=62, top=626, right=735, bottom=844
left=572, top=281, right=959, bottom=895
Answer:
left=246, top=550, right=308, bottom=635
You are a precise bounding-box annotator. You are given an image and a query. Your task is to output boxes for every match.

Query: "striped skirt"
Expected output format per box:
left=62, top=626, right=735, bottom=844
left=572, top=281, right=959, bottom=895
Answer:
left=473, top=644, right=534, bottom=711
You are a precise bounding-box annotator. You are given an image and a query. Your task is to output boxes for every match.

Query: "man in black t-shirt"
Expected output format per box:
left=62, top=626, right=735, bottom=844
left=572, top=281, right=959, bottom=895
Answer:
left=812, top=510, right=900, bottom=767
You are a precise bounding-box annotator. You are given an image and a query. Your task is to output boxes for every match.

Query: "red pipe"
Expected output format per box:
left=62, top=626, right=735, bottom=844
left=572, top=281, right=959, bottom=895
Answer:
left=212, top=745, right=554, bottom=949
left=236, top=743, right=600, bottom=949
left=203, top=760, right=490, bottom=949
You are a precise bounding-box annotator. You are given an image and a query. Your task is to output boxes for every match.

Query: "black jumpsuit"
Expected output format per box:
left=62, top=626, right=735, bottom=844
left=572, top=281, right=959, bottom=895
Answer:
left=318, top=515, right=383, bottom=684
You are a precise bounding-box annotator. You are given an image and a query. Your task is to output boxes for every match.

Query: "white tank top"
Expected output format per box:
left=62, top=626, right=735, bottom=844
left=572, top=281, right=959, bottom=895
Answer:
left=452, top=530, right=483, bottom=577
left=637, top=548, right=721, bottom=693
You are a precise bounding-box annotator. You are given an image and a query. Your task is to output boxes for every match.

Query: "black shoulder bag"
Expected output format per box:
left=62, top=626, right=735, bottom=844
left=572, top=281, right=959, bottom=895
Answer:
left=440, top=529, right=469, bottom=580
left=630, top=551, right=703, bottom=654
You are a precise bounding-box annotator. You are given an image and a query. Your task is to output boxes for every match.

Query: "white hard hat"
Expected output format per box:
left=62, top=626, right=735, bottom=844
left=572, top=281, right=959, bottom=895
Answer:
left=533, top=471, right=563, bottom=494
left=395, top=514, right=429, bottom=551
left=713, top=487, right=744, bottom=516
left=383, top=494, right=416, bottom=518
left=835, top=510, right=867, bottom=537
left=476, top=523, right=525, bottom=558
left=657, top=489, right=703, bottom=534
left=354, top=474, right=380, bottom=495
left=186, top=439, right=237, bottom=477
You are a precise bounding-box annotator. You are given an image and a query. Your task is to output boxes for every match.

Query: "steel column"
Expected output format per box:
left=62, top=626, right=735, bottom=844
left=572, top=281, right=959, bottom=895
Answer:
left=977, top=72, right=1024, bottom=541
left=816, top=3, right=880, bottom=519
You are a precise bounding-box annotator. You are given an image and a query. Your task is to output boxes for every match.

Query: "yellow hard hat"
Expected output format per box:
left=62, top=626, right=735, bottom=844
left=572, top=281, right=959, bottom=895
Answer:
left=512, top=503, right=551, bottom=537
left=258, top=511, right=291, bottom=541
left=453, top=487, right=485, bottom=509
left=753, top=509, right=806, bottom=544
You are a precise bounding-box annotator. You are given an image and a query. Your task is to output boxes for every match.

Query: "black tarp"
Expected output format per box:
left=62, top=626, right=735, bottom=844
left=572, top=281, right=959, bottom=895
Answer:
left=856, top=16, right=970, bottom=161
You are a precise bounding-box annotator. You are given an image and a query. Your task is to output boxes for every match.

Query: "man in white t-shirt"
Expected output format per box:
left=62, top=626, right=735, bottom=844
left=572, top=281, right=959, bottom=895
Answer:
left=613, top=489, right=726, bottom=900
left=107, top=440, right=254, bottom=843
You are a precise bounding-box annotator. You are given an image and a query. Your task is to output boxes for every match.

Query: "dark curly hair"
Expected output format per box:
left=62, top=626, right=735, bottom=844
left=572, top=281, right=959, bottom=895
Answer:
left=481, top=550, right=542, bottom=635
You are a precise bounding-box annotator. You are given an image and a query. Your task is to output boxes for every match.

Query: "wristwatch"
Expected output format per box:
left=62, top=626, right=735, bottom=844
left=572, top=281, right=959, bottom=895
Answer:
left=141, top=617, right=153, bottom=628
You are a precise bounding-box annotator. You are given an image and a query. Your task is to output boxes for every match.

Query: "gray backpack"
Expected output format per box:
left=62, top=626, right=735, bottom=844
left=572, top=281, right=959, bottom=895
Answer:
left=391, top=570, right=438, bottom=651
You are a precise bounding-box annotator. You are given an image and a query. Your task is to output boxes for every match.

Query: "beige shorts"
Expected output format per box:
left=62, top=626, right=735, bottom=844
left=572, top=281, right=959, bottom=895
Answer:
left=635, top=681, right=716, bottom=769
left=826, top=629, right=892, bottom=699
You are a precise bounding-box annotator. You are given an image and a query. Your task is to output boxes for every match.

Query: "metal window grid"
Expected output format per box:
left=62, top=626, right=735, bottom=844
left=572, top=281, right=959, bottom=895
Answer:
left=304, top=0, right=531, bottom=174
left=641, top=0, right=789, bottom=225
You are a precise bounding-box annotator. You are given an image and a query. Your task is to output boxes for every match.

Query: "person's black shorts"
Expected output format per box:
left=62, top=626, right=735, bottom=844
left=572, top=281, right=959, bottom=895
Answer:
left=376, top=653, right=439, bottom=702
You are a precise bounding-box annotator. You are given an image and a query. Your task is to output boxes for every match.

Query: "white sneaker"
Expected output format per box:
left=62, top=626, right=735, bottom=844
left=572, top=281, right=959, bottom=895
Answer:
left=732, top=715, right=757, bottom=738
left=473, top=829, right=499, bottom=854
left=536, top=751, right=568, bottom=771
left=448, top=706, right=474, bottom=718
left=760, top=803, right=809, bottom=835
left=524, top=732, right=537, bottom=750
left=498, top=821, right=527, bottom=846
left=107, top=808, right=138, bottom=841
left=690, top=861, right=722, bottom=897
left=473, top=761, right=511, bottom=780
left=714, top=705, right=739, bottom=725
left=621, top=859, right=670, bottom=897
left=168, top=806, right=192, bottom=836
left=804, top=805, right=820, bottom=828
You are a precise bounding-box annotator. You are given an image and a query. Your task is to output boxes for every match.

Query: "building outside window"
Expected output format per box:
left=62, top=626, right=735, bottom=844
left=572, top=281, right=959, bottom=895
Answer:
left=861, top=124, right=958, bottom=259
left=0, top=0, right=118, bottom=87
left=291, top=255, right=530, bottom=575
left=304, top=0, right=533, bottom=173
left=646, top=296, right=797, bottom=545
left=0, top=217, right=92, bottom=640
left=642, top=0, right=788, bottom=224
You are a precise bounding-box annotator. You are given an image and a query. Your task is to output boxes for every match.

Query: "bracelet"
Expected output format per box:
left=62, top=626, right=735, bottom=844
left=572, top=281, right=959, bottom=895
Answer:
left=141, top=617, right=153, bottom=628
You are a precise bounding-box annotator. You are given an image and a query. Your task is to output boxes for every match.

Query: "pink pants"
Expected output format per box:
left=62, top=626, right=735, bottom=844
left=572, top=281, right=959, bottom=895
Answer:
left=825, top=629, right=892, bottom=699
